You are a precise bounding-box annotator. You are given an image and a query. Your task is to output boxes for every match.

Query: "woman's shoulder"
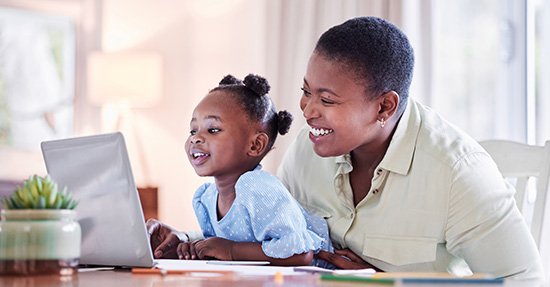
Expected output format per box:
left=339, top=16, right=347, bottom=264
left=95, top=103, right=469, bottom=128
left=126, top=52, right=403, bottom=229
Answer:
left=411, top=100, right=488, bottom=166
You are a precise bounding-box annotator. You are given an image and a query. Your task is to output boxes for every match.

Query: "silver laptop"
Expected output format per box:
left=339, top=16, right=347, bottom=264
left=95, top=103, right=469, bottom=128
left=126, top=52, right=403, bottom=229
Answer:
left=41, top=132, right=155, bottom=268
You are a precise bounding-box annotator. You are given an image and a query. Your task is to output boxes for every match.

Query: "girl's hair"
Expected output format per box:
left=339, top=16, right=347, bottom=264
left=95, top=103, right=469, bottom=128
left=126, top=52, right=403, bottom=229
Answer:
left=314, top=16, right=414, bottom=115
left=211, top=74, right=293, bottom=152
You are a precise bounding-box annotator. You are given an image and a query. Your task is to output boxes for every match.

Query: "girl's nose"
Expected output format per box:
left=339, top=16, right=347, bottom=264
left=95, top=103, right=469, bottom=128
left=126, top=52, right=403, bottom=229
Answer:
left=189, top=134, right=203, bottom=144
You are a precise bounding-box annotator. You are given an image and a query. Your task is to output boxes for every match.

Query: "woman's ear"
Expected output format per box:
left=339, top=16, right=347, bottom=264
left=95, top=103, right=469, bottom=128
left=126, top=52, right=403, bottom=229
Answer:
left=378, top=91, right=399, bottom=120
left=248, top=132, right=269, bottom=157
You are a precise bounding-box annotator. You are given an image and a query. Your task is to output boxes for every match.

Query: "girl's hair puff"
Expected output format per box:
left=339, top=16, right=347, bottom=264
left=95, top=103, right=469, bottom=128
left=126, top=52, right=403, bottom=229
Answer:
left=211, top=74, right=293, bottom=152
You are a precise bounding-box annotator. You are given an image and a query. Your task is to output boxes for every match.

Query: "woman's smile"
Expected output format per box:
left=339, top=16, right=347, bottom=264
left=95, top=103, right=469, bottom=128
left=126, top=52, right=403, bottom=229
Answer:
left=309, top=125, right=334, bottom=137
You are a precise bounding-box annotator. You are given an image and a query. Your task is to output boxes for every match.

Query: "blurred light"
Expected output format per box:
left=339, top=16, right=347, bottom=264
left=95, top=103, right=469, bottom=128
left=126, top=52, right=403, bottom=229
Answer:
left=87, top=52, right=162, bottom=107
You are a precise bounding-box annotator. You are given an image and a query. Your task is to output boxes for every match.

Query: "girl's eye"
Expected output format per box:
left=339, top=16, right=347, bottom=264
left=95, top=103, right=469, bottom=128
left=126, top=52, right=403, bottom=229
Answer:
left=300, top=87, right=311, bottom=96
left=190, top=130, right=197, bottom=136
left=208, top=128, right=221, bottom=134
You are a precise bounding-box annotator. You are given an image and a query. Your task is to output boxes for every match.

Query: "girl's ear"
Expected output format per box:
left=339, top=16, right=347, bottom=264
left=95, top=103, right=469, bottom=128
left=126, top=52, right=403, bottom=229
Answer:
left=248, top=132, right=269, bottom=157
left=378, top=91, right=399, bottom=120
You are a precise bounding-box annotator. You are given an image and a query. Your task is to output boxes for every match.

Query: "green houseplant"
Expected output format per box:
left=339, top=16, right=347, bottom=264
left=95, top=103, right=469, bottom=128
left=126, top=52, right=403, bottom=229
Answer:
left=0, top=175, right=81, bottom=275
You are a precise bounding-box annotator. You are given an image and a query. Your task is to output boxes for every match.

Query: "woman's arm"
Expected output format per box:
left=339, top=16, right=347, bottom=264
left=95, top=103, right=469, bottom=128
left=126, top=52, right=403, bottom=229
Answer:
left=188, top=237, right=313, bottom=266
left=446, top=153, right=543, bottom=280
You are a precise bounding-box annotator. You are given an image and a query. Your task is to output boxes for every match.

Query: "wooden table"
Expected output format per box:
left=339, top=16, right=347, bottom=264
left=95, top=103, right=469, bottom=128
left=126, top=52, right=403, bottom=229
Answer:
left=0, top=269, right=325, bottom=287
left=0, top=269, right=546, bottom=287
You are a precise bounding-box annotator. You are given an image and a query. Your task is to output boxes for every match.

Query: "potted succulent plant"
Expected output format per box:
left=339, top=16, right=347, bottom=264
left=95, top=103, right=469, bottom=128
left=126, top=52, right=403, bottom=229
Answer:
left=0, top=175, right=81, bottom=275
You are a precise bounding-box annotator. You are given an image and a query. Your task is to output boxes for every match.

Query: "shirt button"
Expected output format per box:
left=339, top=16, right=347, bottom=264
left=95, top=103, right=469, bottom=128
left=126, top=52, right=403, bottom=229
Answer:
left=349, top=213, right=353, bottom=219
left=376, top=169, right=383, bottom=175
left=372, top=189, right=379, bottom=195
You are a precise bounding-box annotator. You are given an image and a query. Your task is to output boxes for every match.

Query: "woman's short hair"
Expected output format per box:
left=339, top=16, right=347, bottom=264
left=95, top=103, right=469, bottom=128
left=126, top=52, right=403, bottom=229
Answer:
left=314, top=16, right=415, bottom=114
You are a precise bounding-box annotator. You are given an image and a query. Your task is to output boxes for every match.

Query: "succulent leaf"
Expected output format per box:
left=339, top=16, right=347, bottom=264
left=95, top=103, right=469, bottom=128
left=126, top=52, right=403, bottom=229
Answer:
left=0, top=174, right=77, bottom=210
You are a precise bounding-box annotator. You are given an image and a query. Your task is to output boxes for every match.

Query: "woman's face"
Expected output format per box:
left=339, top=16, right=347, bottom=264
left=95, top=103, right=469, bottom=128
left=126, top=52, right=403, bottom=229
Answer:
left=185, top=91, right=256, bottom=179
left=300, top=52, right=382, bottom=157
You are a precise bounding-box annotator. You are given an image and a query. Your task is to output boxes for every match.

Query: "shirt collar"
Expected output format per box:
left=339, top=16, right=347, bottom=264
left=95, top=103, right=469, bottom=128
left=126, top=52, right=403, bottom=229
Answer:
left=378, top=98, right=421, bottom=175
left=335, top=153, right=352, bottom=174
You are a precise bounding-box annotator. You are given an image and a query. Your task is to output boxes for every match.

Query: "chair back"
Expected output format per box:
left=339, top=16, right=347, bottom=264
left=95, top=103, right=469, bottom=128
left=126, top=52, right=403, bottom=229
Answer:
left=480, top=140, right=550, bottom=282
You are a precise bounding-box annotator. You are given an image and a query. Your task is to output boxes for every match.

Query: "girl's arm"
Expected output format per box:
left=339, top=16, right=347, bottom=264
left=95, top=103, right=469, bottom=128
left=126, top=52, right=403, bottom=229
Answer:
left=190, top=237, right=313, bottom=266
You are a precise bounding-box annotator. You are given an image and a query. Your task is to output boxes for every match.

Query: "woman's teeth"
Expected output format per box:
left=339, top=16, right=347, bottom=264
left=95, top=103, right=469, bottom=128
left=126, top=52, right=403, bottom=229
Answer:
left=310, top=127, right=334, bottom=136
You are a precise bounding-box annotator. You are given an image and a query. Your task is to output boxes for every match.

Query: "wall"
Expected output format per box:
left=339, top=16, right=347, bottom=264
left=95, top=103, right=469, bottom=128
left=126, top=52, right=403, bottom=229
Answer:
left=98, top=0, right=268, bottom=230
left=0, top=0, right=404, bottom=232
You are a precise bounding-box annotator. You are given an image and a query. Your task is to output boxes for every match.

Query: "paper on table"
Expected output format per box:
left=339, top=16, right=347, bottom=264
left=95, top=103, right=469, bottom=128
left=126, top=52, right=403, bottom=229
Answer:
left=154, top=259, right=297, bottom=276
left=333, top=268, right=376, bottom=277
left=293, top=266, right=376, bottom=277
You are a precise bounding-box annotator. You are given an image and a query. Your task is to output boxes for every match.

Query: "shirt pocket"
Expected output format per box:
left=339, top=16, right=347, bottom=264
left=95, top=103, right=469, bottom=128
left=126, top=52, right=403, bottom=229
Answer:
left=363, top=235, right=437, bottom=266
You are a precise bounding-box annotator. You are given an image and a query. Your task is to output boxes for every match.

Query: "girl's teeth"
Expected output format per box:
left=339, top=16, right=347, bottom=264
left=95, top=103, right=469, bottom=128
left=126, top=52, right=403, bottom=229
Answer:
left=310, top=127, right=334, bottom=136
left=192, top=152, right=209, bottom=159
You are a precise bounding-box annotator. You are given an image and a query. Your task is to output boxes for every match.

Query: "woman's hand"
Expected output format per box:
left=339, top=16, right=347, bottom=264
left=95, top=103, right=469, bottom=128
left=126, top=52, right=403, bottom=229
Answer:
left=315, top=248, right=382, bottom=271
left=146, top=218, right=187, bottom=259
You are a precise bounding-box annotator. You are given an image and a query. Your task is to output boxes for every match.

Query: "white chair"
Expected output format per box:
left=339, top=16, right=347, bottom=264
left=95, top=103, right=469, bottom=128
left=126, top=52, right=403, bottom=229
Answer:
left=479, top=140, right=550, bottom=282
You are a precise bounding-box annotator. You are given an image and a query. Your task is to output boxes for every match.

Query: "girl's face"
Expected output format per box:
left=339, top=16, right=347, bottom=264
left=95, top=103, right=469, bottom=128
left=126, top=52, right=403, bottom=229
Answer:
left=185, top=91, right=257, bottom=179
left=300, top=52, right=383, bottom=157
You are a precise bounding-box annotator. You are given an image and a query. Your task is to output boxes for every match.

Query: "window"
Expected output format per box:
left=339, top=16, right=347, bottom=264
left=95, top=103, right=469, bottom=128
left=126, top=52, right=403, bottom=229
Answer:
left=534, top=0, right=550, bottom=144
left=420, top=0, right=550, bottom=145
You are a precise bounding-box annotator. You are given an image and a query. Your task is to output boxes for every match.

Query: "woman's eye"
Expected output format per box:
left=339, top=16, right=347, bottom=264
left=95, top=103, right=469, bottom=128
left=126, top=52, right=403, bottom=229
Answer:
left=300, top=87, right=311, bottom=96
left=190, top=130, right=197, bottom=136
left=321, top=98, right=335, bottom=105
left=208, top=128, right=221, bottom=134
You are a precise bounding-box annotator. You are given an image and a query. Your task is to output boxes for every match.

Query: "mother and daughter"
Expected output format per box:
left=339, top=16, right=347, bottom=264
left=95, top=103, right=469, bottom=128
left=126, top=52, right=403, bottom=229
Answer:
left=147, top=16, right=543, bottom=280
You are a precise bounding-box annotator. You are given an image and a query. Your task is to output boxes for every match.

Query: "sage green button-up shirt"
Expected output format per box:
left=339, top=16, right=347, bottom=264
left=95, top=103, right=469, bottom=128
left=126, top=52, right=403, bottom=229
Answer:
left=277, top=98, right=543, bottom=280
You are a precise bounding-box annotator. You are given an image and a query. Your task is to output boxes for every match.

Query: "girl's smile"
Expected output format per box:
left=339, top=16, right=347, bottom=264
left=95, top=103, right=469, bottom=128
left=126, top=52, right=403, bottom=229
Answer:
left=188, top=149, right=210, bottom=166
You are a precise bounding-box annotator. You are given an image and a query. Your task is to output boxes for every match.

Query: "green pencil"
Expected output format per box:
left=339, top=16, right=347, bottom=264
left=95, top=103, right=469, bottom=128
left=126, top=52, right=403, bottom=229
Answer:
left=321, top=274, right=395, bottom=284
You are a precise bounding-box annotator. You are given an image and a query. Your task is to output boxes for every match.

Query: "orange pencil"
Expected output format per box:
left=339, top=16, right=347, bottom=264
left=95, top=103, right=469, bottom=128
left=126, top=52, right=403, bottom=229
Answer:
left=132, top=268, right=234, bottom=275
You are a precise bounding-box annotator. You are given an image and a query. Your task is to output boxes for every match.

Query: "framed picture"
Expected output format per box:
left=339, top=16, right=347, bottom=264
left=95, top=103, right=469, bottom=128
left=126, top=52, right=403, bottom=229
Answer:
left=0, top=6, right=75, bottom=150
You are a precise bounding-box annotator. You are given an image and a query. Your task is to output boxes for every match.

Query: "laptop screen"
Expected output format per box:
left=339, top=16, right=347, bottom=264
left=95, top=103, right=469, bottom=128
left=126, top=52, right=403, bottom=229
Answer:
left=41, top=132, right=154, bottom=267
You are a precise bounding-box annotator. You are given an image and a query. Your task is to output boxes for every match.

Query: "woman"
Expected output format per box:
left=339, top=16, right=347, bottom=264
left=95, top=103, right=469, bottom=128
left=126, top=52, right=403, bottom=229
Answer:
left=148, top=17, right=543, bottom=280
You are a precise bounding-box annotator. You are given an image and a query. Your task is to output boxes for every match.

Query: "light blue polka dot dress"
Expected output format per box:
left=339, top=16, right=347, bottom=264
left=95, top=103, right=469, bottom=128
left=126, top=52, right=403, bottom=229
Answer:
left=193, top=165, right=334, bottom=267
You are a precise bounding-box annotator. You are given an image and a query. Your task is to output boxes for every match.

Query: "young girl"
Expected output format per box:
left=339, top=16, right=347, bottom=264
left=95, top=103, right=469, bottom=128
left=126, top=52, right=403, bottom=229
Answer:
left=178, top=74, right=333, bottom=266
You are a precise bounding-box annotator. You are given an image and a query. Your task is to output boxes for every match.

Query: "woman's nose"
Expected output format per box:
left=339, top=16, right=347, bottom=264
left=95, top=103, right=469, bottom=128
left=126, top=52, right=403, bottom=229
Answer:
left=300, top=97, right=319, bottom=119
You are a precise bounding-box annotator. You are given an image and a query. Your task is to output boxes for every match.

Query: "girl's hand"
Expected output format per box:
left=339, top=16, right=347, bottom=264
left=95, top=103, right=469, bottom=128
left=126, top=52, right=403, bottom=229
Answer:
left=193, top=237, right=234, bottom=261
left=177, top=240, right=201, bottom=260
left=315, top=248, right=382, bottom=271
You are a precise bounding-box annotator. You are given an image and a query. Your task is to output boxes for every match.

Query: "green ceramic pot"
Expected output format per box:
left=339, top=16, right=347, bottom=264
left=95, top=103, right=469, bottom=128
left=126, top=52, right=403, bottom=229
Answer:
left=0, top=209, right=81, bottom=275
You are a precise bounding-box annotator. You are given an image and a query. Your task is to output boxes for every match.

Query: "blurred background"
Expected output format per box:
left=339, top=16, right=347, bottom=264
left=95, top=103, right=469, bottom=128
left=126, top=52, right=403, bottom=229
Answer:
left=0, top=0, right=549, bottom=231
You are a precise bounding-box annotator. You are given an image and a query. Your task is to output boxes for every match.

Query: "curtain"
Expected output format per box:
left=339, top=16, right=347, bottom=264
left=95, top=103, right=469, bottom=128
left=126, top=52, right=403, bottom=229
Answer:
left=263, top=0, right=404, bottom=172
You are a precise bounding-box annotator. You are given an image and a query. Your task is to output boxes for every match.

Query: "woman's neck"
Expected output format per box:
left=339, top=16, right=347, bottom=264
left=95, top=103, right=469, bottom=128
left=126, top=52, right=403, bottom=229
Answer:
left=353, top=125, right=394, bottom=168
